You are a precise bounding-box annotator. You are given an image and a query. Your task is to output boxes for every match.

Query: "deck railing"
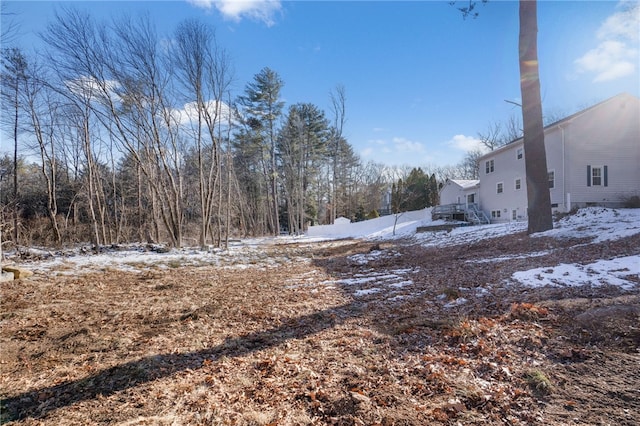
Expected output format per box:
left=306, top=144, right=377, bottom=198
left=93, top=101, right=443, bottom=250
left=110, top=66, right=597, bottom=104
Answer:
left=432, top=203, right=489, bottom=224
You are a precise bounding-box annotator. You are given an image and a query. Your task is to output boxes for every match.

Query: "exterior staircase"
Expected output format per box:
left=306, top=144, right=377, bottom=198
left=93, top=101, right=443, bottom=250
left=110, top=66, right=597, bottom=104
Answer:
left=464, top=204, right=490, bottom=225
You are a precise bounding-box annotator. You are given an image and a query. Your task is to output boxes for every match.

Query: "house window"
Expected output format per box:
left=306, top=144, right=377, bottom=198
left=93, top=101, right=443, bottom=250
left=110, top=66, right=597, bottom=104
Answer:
left=467, top=193, right=475, bottom=204
left=512, top=210, right=517, bottom=220
left=515, top=178, right=521, bottom=190
left=592, top=167, right=602, bottom=186
left=517, top=148, right=523, bottom=160
left=497, top=182, right=503, bottom=194
left=588, top=165, right=608, bottom=187
left=491, top=210, right=501, bottom=219
left=548, top=170, right=555, bottom=189
left=485, top=159, right=494, bottom=174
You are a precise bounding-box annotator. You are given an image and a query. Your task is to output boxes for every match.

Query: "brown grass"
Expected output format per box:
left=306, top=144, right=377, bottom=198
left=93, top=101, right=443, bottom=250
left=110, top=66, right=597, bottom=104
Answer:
left=1, top=234, right=639, bottom=425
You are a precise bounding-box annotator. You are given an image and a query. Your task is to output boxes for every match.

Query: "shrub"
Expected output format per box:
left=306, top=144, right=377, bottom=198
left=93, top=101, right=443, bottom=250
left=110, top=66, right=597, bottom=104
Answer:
left=366, top=209, right=380, bottom=220
left=622, top=195, right=640, bottom=208
left=524, top=369, right=553, bottom=395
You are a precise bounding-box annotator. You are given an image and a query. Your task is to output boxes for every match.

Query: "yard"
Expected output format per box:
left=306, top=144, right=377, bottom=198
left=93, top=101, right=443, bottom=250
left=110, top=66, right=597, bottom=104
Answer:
left=1, top=208, right=639, bottom=425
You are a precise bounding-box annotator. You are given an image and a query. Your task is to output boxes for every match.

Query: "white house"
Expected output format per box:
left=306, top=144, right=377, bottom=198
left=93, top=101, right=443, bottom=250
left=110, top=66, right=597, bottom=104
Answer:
left=439, top=179, right=480, bottom=206
left=436, top=179, right=489, bottom=223
left=476, top=93, right=639, bottom=223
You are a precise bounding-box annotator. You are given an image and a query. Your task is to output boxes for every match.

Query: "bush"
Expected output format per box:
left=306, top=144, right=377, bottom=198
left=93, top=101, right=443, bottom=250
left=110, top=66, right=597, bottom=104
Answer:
left=622, top=195, right=640, bottom=208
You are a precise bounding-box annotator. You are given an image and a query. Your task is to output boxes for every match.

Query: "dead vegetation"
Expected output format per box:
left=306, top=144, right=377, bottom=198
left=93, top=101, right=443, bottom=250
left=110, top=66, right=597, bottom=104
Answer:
left=1, top=232, right=639, bottom=425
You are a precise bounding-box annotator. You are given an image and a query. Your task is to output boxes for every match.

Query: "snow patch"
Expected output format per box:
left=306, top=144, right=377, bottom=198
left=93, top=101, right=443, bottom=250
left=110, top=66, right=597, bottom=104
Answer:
left=354, top=288, right=382, bottom=297
left=443, top=297, right=468, bottom=308
left=536, top=207, right=640, bottom=243
left=512, top=255, right=640, bottom=290
left=469, top=251, right=552, bottom=264
left=389, top=280, right=413, bottom=288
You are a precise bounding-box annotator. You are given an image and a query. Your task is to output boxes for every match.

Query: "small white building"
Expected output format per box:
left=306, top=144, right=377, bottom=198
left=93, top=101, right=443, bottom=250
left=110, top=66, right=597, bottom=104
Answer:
left=334, top=216, right=351, bottom=225
left=477, top=93, right=640, bottom=222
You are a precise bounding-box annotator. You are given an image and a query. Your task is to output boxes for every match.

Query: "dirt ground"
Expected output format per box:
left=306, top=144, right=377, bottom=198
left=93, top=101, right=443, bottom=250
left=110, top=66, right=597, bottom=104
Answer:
left=1, top=231, right=639, bottom=425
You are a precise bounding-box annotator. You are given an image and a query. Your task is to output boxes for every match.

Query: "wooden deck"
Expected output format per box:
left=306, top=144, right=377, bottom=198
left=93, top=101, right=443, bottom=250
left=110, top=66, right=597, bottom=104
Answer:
left=431, top=203, right=490, bottom=225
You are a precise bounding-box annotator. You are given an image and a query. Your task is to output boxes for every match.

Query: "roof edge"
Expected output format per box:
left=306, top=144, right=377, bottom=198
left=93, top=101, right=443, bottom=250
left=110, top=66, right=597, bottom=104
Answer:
left=477, top=93, right=639, bottom=160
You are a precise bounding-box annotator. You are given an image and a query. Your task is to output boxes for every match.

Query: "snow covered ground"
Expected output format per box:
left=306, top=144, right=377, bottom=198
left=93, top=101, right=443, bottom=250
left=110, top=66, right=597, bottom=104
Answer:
left=6, top=207, right=640, bottom=294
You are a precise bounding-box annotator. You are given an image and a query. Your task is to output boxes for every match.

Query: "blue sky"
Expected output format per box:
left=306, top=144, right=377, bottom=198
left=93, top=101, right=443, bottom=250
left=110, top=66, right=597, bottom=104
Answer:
left=3, top=0, right=639, bottom=167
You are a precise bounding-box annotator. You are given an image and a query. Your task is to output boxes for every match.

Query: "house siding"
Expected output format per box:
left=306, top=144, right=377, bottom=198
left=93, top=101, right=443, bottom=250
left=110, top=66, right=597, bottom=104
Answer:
left=545, top=127, right=566, bottom=210
left=477, top=93, right=640, bottom=223
left=479, top=147, right=528, bottom=222
left=564, top=94, right=640, bottom=207
left=439, top=180, right=479, bottom=206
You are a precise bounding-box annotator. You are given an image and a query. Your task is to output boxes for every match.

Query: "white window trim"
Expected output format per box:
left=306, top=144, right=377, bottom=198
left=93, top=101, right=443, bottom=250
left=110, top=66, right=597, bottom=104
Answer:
left=497, top=182, right=504, bottom=194
left=548, top=169, right=555, bottom=189
left=485, top=159, right=495, bottom=174
left=516, top=148, right=523, bottom=160
left=591, top=165, right=603, bottom=186
left=515, top=178, right=522, bottom=191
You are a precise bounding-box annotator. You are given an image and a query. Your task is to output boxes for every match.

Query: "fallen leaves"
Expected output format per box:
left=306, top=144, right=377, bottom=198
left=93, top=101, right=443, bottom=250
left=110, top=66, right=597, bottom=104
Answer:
left=1, top=233, right=639, bottom=425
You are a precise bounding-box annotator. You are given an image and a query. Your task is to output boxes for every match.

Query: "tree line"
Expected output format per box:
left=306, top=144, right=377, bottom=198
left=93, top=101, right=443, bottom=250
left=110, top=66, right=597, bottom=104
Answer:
left=2, top=9, right=477, bottom=249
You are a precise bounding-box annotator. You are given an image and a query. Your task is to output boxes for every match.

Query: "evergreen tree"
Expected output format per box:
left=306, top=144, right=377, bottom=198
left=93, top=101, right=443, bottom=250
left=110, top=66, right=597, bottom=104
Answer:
left=237, top=67, right=285, bottom=235
left=278, top=103, right=329, bottom=234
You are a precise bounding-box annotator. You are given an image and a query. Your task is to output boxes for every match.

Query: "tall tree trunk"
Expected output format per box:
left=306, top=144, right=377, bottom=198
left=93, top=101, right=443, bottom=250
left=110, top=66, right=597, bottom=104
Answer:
left=12, top=74, right=19, bottom=244
left=271, top=137, right=280, bottom=235
left=83, top=117, right=100, bottom=249
left=224, top=96, right=233, bottom=248
left=519, top=0, right=553, bottom=234
left=137, top=158, right=144, bottom=242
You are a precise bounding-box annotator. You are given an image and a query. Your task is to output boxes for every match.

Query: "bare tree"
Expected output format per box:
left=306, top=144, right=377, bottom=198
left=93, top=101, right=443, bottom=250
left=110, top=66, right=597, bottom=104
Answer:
left=388, top=165, right=413, bottom=235
left=478, top=113, right=523, bottom=150
left=477, top=120, right=504, bottom=151
left=1, top=3, right=20, bottom=45
left=22, top=59, right=63, bottom=243
left=173, top=19, right=233, bottom=248
left=504, top=113, right=523, bottom=141
left=458, top=148, right=484, bottom=179
left=73, top=12, right=187, bottom=246
left=63, top=79, right=104, bottom=248
left=1, top=48, right=27, bottom=244
left=329, top=84, right=346, bottom=224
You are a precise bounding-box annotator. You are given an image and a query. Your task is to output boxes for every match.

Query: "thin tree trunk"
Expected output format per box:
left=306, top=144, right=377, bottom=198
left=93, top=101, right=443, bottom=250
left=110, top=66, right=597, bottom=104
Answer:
left=137, top=159, right=144, bottom=242
left=12, top=76, right=19, bottom=244
left=271, top=140, right=279, bottom=235
left=83, top=117, right=100, bottom=249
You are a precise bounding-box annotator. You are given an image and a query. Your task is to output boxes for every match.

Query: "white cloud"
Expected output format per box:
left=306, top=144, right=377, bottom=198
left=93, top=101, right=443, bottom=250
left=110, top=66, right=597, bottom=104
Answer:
left=186, top=0, right=211, bottom=10
left=360, top=137, right=432, bottom=166
left=597, top=1, right=640, bottom=42
left=574, top=1, right=639, bottom=82
left=360, top=147, right=374, bottom=158
left=172, top=99, right=235, bottom=128
left=446, top=134, right=486, bottom=153
left=187, top=0, right=282, bottom=26
left=575, top=40, right=638, bottom=82
left=392, top=137, right=425, bottom=153
left=64, top=76, right=122, bottom=103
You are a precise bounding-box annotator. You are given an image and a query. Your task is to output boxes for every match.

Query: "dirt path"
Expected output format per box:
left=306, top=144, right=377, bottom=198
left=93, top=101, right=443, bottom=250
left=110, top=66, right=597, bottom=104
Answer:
left=1, top=233, right=639, bottom=425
